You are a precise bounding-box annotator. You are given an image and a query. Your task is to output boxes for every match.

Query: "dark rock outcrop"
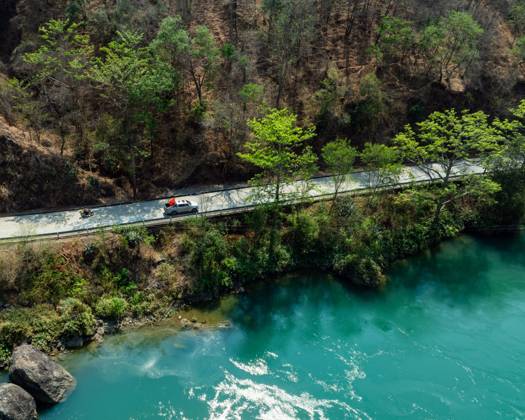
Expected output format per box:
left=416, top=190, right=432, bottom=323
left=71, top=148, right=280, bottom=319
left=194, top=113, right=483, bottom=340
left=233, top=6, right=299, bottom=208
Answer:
left=8, top=345, right=76, bottom=405
left=0, top=383, right=38, bottom=420
left=61, top=335, right=84, bottom=349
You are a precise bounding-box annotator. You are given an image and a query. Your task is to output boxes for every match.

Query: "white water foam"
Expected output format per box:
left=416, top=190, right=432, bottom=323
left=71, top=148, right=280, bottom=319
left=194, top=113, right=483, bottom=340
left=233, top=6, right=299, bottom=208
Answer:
left=230, top=358, right=269, bottom=376
left=207, top=372, right=370, bottom=420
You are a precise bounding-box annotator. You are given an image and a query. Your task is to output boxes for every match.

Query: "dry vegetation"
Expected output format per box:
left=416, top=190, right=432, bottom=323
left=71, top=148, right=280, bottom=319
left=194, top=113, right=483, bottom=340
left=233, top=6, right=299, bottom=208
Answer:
left=0, top=0, right=523, bottom=211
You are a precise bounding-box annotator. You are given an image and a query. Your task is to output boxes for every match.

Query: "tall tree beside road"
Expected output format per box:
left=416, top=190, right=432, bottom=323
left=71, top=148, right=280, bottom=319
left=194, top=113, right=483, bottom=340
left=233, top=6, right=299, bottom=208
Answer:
left=89, top=30, right=175, bottom=199
left=239, top=107, right=317, bottom=264
left=238, top=108, right=317, bottom=204
left=360, top=143, right=401, bottom=198
left=322, top=138, right=358, bottom=205
left=491, top=100, right=525, bottom=174
left=394, top=109, right=501, bottom=232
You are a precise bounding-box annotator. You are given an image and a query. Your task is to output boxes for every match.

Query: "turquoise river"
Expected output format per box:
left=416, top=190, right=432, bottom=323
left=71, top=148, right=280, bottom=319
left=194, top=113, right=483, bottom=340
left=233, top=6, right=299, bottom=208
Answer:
left=26, top=234, right=525, bottom=418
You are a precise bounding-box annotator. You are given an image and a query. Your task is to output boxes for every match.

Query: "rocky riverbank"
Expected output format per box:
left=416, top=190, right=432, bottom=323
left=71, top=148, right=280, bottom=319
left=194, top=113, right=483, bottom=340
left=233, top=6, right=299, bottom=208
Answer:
left=0, top=344, right=75, bottom=419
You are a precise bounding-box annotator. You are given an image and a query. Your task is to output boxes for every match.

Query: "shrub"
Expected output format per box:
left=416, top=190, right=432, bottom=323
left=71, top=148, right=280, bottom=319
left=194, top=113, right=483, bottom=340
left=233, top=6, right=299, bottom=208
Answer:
left=58, top=298, right=96, bottom=337
left=21, top=252, right=79, bottom=305
left=0, top=344, right=10, bottom=369
left=156, top=262, right=178, bottom=285
left=95, top=296, right=128, bottom=320
left=181, top=220, right=235, bottom=292
left=129, top=292, right=155, bottom=318
left=114, top=225, right=155, bottom=249
left=0, top=305, right=63, bottom=356
left=332, top=254, right=386, bottom=288
left=287, top=210, right=321, bottom=262
left=0, top=249, right=23, bottom=296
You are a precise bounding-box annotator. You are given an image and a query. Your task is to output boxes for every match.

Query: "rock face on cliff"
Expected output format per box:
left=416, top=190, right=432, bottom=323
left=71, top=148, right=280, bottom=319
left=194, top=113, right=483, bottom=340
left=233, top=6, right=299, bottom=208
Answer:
left=8, top=345, right=76, bottom=405
left=0, top=383, right=38, bottom=420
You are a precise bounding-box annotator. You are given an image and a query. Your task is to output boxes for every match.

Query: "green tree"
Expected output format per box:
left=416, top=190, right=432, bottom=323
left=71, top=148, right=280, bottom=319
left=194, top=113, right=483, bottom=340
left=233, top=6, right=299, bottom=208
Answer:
left=394, top=109, right=501, bottom=231
left=238, top=108, right=317, bottom=204
left=373, top=16, right=417, bottom=68
left=24, top=19, right=94, bottom=155
left=262, top=0, right=317, bottom=107
left=89, top=30, right=175, bottom=198
left=238, top=108, right=316, bottom=264
left=212, top=83, right=264, bottom=161
left=360, top=143, right=401, bottom=199
left=353, top=73, right=390, bottom=135
left=421, top=11, right=483, bottom=84
left=152, top=16, right=220, bottom=112
left=181, top=220, right=235, bottom=293
left=322, top=138, right=357, bottom=204
left=188, top=26, right=221, bottom=110
left=239, top=83, right=264, bottom=115
left=485, top=101, right=525, bottom=225
left=513, top=36, right=525, bottom=63
left=491, top=100, right=525, bottom=173
left=310, top=66, right=351, bottom=133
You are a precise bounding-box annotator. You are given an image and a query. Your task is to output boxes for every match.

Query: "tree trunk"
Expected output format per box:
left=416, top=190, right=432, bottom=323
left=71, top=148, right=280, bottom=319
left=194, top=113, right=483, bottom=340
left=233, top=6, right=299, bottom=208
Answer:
left=269, top=174, right=281, bottom=267
left=430, top=162, right=454, bottom=233
left=59, top=126, right=66, bottom=156
left=131, top=146, right=137, bottom=200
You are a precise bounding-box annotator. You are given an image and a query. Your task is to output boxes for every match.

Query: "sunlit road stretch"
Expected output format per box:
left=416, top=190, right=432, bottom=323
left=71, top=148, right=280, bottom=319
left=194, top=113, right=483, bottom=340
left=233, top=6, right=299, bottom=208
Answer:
left=0, top=162, right=484, bottom=241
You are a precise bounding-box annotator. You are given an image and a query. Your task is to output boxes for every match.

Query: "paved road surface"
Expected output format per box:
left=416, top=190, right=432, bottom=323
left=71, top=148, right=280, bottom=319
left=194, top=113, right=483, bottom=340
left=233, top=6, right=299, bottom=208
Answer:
left=0, top=162, right=484, bottom=241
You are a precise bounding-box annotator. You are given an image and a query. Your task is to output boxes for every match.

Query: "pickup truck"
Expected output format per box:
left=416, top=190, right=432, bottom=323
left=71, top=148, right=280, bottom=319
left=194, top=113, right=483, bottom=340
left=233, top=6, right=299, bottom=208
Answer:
left=164, top=199, right=199, bottom=216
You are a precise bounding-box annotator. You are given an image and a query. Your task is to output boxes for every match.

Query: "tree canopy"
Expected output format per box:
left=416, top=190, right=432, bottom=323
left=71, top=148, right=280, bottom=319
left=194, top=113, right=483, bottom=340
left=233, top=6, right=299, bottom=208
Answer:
left=394, top=109, right=502, bottom=230
left=238, top=108, right=317, bottom=203
left=322, top=138, right=357, bottom=203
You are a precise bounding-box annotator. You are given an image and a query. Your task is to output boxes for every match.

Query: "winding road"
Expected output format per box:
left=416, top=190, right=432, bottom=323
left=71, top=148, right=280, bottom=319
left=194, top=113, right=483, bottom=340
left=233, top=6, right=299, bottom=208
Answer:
left=0, top=162, right=484, bottom=242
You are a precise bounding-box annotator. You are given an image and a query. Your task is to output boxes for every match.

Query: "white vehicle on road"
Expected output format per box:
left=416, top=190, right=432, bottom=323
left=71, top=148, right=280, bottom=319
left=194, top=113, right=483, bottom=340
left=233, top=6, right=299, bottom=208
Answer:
left=164, top=198, right=199, bottom=216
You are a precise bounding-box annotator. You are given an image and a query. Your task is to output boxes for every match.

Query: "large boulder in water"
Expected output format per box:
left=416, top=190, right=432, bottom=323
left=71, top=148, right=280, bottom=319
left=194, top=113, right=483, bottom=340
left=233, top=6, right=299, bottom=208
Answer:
left=0, top=383, right=38, bottom=420
left=9, top=345, right=76, bottom=405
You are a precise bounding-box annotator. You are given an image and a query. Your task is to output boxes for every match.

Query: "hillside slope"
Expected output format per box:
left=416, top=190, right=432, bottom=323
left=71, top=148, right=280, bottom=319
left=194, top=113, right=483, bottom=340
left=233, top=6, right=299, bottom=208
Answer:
left=0, top=0, right=523, bottom=211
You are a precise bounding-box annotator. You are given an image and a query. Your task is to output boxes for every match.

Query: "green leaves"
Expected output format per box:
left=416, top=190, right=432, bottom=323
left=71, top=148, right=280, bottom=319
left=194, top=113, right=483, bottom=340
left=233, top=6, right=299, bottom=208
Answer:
left=394, top=109, right=500, bottom=171
left=373, top=11, right=483, bottom=85
left=152, top=16, right=221, bottom=109
left=151, top=15, right=190, bottom=58
left=239, top=108, right=317, bottom=202
left=24, top=19, right=94, bottom=85
left=374, top=16, right=416, bottom=64
left=361, top=143, right=402, bottom=195
left=513, top=36, right=525, bottom=62
left=421, top=11, right=483, bottom=82
left=239, top=83, right=264, bottom=106
left=322, top=138, right=357, bottom=201
left=490, top=99, right=525, bottom=173
left=322, top=138, right=357, bottom=176
left=510, top=1, right=525, bottom=34
left=394, top=108, right=503, bottom=231
left=90, top=30, right=175, bottom=110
